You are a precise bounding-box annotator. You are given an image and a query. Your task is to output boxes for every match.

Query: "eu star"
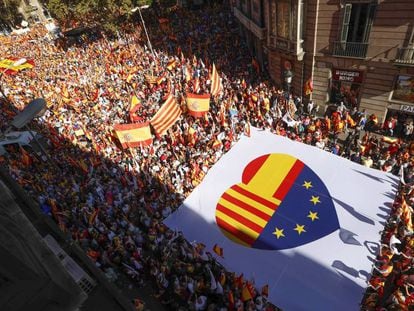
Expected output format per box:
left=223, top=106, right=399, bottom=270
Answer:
left=307, top=211, right=319, bottom=221
left=302, top=181, right=313, bottom=189
left=310, top=195, right=321, bottom=205
left=272, top=227, right=285, bottom=239
left=294, top=224, right=306, bottom=235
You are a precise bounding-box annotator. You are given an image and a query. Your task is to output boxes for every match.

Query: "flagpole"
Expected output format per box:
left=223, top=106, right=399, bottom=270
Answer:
left=131, top=5, right=155, bottom=68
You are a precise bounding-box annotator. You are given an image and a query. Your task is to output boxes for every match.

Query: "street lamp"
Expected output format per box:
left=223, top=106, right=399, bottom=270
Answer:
left=284, top=69, right=293, bottom=95
left=131, top=5, right=155, bottom=59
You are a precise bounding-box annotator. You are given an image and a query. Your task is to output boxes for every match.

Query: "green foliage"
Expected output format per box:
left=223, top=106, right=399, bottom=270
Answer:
left=0, top=0, right=21, bottom=26
left=43, top=0, right=153, bottom=33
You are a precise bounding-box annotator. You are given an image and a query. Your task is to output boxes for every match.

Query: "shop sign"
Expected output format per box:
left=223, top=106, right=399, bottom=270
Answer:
left=332, top=69, right=364, bottom=84
left=276, top=39, right=288, bottom=50
left=400, top=104, right=414, bottom=113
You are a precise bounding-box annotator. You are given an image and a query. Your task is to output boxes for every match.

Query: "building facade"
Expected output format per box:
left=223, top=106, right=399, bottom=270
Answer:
left=232, top=0, right=414, bottom=123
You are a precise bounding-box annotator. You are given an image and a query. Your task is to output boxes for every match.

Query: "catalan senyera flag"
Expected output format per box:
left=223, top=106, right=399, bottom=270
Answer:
left=0, top=58, right=34, bottom=75
left=114, top=123, right=152, bottom=148
left=186, top=93, right=210, bottom=118
left=150, top=95, right=181, bottom=136
left=193, top=78, right=200, bottom=93
left=210, top=63, right=222, bottom=97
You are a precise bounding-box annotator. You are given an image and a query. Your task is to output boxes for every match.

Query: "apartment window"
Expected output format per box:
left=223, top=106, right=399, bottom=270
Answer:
left=270, top=1, right=277, bottom=36
left=277, top=1, right=290, bottom=39
left=340, top=3, right=376, bottom=44
left=269, top=0, right=304, bottom=53
left=391, top=75, right=414, bottom=104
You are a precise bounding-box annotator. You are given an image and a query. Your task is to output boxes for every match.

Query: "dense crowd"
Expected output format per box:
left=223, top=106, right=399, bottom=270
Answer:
left=1, top=2, right=414, bottom=310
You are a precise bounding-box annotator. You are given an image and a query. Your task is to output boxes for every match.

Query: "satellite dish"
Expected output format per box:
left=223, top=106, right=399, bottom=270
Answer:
left=11, top=98, right=47, bottom=129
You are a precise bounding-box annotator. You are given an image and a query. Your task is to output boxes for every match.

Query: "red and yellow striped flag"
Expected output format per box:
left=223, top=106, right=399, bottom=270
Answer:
left=241, top=282, right=255, bottom=302
left=213, top=244, right=224, bottom=257
left=0, top=58, right=34, bottom=75
left=167, top=59, right=176, bottom=71
left=20, top=146, right=32, bottom=167
left=186, top=93, right=210, bottom=118
left=401, top=196, right=413, bottom=231
left=150, top=95, right=181, bottom=136
left=215, top=154, right=304, bottom=247
left=145, top=74, right=157, bottom=85
left=89, top=208, right=99, bottom=224
left=114, top=123, right=153, bottom=148
left=228, top=291, right=235, bottom=310
left=129, top=95, right=141, bottom=112
left=210, top=63, right=222, bottom=97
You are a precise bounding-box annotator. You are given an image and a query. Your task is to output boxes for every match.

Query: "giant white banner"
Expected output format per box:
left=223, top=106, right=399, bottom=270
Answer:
left=164, top=127, right=398, bottom=311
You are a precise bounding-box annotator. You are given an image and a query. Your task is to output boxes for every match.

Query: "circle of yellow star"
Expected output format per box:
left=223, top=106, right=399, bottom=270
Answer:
left=310, top=196, right=321, bottom=205
left=272, top=227, right=285, bottom=239
left=307, top=211, right=319, bottom=221
left=294, top=224, right=306, bottom=235
left=302, top=181, right=313, bottom=189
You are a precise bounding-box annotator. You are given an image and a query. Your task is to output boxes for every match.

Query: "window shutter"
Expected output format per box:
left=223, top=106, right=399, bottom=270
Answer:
left=340, top=3, right=352, bottom=43
left=363, top=4, right=376, bottom=43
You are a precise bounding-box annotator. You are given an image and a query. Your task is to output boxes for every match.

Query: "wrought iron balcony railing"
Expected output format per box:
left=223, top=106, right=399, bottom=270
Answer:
left=394, top=47, right=414, bottom=65
left=332, top=41, right=368, bottom=59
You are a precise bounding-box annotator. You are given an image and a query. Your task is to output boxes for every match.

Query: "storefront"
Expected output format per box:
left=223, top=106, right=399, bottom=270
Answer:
left=330, top=69, right=364, bottom=109
left=384, top=75, right=414, bottom=137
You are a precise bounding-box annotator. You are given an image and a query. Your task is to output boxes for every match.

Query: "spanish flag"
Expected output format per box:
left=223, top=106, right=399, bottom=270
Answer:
left=186, top=93, right=210, bottom=118
left=252, top=58, right=260, bottom=74
left=129, top=95, right=141, bottom=112
left=89, top=208, right=99, bottom=224
left=401, top=196, right=413, bottom=231
left=382, top=136, right=399, bottom=144
left=167, top=59, right=176, bottom=71
left=304, top=78, right=313, bottom=95
left=0, top=58, right=34, bottom=75
left=213, top=244, right=224, bottom=257
left=20, top=146, right=32, bottom=167
left=228, top=291, right=235, bottom=310
left=145, top=74, right=157, bottom=85
left=114, top=123, right=153, bottom=148
left=241, top=282, right=255, bottom=302
left=61, top=85, right=71, bottom=103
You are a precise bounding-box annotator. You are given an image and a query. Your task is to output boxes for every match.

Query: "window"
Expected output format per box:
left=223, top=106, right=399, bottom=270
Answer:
left=270, top=1, right=277, bottom=36
left=340, top=3, right=376, bottom=43
left=269, top=0, right=304, bottom=53
left=391, top=75, right=414, bottom=104
left=277, top=2, right=290, bottom=38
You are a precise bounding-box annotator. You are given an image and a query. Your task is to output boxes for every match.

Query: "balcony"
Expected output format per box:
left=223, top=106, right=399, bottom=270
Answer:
left=233, top=7, right=265, bottom=41
left=394, top=47, right=414, bottom=65
left=332, top=41, right=368, bottom=59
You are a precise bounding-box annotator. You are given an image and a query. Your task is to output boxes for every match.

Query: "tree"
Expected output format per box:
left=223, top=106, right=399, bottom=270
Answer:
left=0, top=0, right=21, bottom=27
left=43, top=0, right=152, bottom=33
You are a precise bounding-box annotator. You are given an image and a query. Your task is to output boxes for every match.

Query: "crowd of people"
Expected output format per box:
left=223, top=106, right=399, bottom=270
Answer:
left=1, top=2, right=414, bottom=310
